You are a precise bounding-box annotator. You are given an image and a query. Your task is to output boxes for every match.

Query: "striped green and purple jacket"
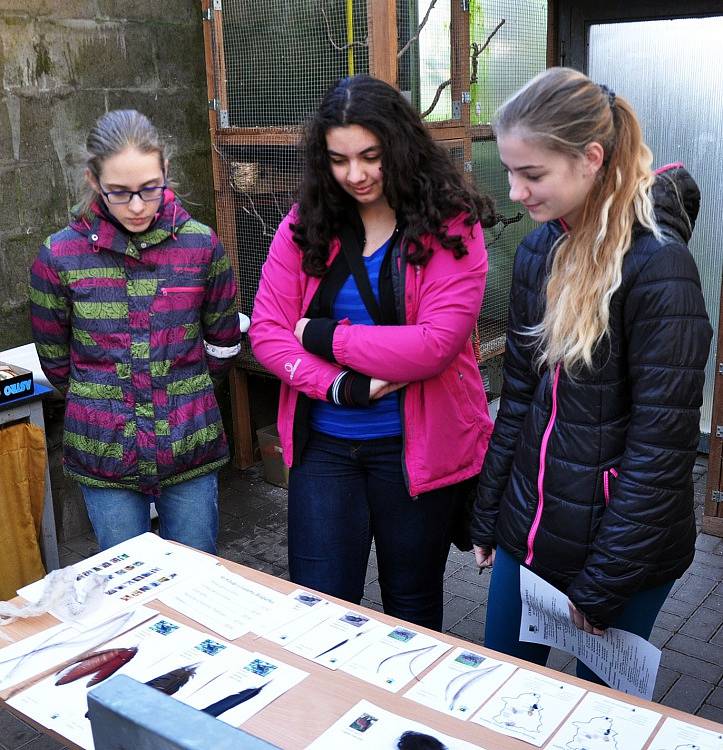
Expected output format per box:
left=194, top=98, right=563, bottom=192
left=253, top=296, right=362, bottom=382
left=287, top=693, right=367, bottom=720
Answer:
left=29, top=191, right=241, bottom=494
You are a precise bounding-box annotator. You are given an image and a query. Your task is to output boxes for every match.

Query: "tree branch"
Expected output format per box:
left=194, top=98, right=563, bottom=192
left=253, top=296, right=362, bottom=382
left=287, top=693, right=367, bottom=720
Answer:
left=397, top=0, right=440, bottom=59
left=320, top=3, right=368, bottom=52
left=470, top=19, right=505, bottom=84
left=420, top=78, right=451, bottom=119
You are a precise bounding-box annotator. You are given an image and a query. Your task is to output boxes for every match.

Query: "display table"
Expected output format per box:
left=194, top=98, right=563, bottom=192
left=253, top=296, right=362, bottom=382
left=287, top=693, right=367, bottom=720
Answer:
left=1, top=554, right=721, bottom=749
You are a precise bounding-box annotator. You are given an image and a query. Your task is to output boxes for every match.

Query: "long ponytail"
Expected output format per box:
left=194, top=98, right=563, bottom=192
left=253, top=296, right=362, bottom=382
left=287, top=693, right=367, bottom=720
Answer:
left=494, top=68, right=659, bottom=372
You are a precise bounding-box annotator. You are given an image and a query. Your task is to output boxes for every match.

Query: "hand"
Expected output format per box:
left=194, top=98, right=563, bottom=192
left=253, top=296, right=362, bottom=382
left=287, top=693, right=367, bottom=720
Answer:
left=369, top=378, right=407, bottom=400
left=294, top=318, right=310, bottom=344
left=474, top=544, right=495, bottom=570
left=568, top=599, right=605, bottom=636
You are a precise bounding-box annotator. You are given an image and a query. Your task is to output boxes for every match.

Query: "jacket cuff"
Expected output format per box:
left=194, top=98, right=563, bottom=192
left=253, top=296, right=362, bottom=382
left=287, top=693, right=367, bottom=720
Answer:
left=326, top=371, right=371, bottom=407
left=302, top=318, right=338, bottom=361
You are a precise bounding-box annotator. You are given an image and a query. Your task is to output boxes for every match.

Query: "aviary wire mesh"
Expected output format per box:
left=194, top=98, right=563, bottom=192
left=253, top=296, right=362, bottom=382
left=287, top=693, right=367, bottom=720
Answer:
left=212, top=1, right=370, bottom=369
left=469, top=0, right=548, bottom=359
left=206, top=1, right=547, bottom=371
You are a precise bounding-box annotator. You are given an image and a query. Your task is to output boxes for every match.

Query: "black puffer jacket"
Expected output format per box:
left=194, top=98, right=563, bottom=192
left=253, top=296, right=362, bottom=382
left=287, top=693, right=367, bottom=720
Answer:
left=470, top=166, right=712, bottom=629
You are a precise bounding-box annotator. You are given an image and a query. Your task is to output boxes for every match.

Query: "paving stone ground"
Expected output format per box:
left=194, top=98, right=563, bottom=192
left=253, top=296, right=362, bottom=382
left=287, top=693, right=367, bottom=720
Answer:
left=2, top=457, right=721, bottom=748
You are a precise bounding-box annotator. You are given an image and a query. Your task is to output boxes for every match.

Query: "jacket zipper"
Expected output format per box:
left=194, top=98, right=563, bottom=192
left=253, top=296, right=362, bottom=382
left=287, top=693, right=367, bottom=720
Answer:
left=603, top=467, right=618, bottom=505
left=397, top=248, right=413, bottom=494
left=525, top=362, right=561, bottom=565
left=162, top=286, right=204, bottom=295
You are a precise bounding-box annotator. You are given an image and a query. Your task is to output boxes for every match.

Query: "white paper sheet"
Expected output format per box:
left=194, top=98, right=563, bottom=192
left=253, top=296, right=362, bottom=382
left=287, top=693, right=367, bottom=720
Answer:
left=471, top=667, right=586, bottom=746
left=17, top=533, right=218, bottom=627
left=340, top=624, right=450, bottom=692
left=158, top=567, right=285, bottom=640
left=404, top=646, right=517, bottom=719
left=546, top=692, right=661, bottom=750
left=283, top=608, right=382, bottom=669
left=258, top=590, right=343, bottom=645
left=648, top=716, right=723, bottom=750
left=306, top=699, right=484, bottom=749
left=519, top=567, right=661, bottom=699
left=0, top=607, right=156, bottom=693
left=183, top=650, right=308, bottom=726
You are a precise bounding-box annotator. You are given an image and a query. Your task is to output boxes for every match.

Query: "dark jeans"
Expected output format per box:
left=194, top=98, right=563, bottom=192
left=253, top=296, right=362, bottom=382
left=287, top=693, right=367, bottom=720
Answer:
left=288, top=431, right=456, bottom=631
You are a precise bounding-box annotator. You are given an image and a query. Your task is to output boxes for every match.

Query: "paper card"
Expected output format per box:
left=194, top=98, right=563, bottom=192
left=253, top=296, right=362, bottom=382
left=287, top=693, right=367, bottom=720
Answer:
left=0, top=606, right=156, bottom=694
left=546, top=691, right=661, bottom=750
left=404, top=646, right=517, bottom=719
left=340, top=624, right=450, bottom=692
left=122, top=632, right=252, bottom=703
left=519, top=567, right=661, bottom=699
left=158, top=567, right=285, bottom=640
left=306, top=699, right=484, bottom=750
left=259, top=590, right=344, bottom=645
left=471, top=667, right=586, bottom=746
left=18, top=533, right=218, bottom=627
left=283, top=609, right=382, bottom=669
left=648, top=716, right=723, bottom=750
left=184, top=651, right=308, bottom=726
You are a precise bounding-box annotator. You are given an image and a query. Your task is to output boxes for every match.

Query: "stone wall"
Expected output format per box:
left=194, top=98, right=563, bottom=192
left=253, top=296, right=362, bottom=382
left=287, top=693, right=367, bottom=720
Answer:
left=0, top=1, right=214, bottom=350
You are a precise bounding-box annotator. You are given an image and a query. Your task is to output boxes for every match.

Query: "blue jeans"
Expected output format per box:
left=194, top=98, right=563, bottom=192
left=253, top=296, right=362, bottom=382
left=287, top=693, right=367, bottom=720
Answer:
left=288, top=431, right=455, bottom=631
left=485, top=545, right=675, bottom=685
left=80, top=471, right=219, bottom=554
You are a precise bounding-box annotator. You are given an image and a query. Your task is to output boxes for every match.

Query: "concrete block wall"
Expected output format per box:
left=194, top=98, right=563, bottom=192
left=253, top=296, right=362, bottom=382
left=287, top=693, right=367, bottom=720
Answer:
left=0, top=1, right=214, bottom=351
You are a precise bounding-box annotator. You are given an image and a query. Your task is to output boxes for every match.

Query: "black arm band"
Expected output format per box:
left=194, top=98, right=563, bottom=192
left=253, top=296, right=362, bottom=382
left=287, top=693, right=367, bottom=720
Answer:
left=302, top=317, right=338, bottom=362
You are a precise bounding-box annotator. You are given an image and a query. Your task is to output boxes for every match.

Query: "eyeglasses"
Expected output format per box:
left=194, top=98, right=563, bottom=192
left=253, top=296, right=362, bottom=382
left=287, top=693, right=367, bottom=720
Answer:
left=99, top=184, right=166, bottom=204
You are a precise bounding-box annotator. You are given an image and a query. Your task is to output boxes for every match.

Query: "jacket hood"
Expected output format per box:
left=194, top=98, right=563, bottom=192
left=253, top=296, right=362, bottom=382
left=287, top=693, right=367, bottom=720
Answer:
left=69, top=189, right=192, bottom=255
left=651, top=163, right=700, bottom=245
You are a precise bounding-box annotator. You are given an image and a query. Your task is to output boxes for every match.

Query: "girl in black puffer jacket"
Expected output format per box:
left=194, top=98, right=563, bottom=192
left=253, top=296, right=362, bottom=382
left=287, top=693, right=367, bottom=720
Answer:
left=470, top=67, right=712, bottom=685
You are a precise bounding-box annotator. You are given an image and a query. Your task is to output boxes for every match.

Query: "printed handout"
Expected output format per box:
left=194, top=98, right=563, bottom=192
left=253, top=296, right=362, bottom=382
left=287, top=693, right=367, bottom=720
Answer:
left=546, top=691, right=661, bottom=750
left=283, top=608, right=382, bottom=669
left=341, top=624, right=450, bottom=692
left=184, top=651, right=308, bottom=726
left=306, top=699, right=484, bottom=749
left=519, top=567, right=661, bottom=699
left=159, top=567, right=285, bottom=640
left=17, top=533, right=218, bottom=627
left=256, top=590, right=342, bottom=645
left=471, top=666, right=586, bottom=746
left=648, top=716, right=723, bottom=750
left=404, top=646, right=516, bottom=719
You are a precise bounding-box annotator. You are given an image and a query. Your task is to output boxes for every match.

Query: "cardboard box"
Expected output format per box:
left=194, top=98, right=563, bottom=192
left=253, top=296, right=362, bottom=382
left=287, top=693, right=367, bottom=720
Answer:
left=256, top=424, right=288, bottom=488
left=0, top=361, right=34, bottom=405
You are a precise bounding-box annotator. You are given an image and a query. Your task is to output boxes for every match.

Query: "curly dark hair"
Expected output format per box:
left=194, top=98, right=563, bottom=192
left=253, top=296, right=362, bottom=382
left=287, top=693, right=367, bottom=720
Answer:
left=292, top=75, right=496, bottom=276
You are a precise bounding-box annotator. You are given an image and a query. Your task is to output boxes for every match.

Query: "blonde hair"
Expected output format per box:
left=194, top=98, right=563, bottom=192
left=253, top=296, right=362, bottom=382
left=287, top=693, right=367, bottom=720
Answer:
left=494, top=67, right=660, bottom=373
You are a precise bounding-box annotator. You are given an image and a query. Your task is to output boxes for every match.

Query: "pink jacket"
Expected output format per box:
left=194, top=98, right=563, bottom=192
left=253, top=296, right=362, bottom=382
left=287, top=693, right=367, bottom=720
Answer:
left=250, top=210, right=493, bottom=495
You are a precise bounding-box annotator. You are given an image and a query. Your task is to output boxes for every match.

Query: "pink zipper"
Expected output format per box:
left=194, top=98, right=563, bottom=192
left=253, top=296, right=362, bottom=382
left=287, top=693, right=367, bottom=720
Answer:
left=603, top=467, right=618, bottom=505
left=162, top=286, right=204, bottom=295
left=526, top=363, right=561, bottom=566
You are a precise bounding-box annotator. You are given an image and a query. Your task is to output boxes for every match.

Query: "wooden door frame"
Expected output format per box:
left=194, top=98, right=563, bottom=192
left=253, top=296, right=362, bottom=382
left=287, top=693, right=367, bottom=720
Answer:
left=554, top=0, right=723, bottom=70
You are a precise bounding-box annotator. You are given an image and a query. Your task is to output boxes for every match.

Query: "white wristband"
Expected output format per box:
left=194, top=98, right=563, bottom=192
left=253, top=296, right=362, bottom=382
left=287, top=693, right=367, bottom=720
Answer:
left=204, top=341, right=242, bottom=359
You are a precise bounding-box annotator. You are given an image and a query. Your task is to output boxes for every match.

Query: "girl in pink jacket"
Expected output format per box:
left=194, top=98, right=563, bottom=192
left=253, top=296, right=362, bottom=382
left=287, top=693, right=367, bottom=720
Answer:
left=250, top=75, right=494, bottom=630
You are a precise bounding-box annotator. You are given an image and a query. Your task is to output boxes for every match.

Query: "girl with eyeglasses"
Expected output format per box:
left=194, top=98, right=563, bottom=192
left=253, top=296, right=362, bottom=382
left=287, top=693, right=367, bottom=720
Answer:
left=470, top=68, right=712, bottom=682
left=30, top=109, right=241, bottom=553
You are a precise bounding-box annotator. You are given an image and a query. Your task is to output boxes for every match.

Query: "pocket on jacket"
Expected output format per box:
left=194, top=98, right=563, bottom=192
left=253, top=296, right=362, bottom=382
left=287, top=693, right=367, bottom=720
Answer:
left=153, top=284, right=205, bottom=314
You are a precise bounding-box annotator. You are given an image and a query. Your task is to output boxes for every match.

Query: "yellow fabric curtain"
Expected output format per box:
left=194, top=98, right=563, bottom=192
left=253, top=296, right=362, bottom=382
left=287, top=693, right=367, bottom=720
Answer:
left=0, top=422, right=47, bottom=599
